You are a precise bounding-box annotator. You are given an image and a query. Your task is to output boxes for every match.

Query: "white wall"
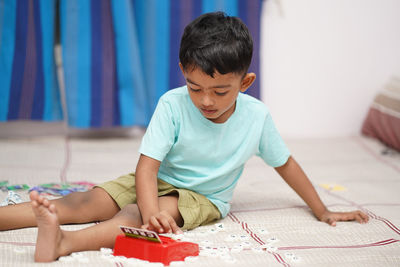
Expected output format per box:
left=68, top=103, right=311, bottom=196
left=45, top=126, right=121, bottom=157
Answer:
left=260, top=0, right=400, bottom=138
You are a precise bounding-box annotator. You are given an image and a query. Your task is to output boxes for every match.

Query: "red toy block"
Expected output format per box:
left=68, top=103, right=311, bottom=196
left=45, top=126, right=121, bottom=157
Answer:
left=113, top=229, right=199, bottom=265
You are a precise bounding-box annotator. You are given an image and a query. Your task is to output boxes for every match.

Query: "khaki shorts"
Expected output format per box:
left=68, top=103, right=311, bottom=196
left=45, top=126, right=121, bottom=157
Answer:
left=97, top=173, right=221, bottom=230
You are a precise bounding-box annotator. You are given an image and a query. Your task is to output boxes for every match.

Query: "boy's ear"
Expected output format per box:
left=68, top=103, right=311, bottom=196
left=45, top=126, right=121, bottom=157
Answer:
left=179, top=62, right=185, bottom=75
left=240, top=73, right=256, bottom=93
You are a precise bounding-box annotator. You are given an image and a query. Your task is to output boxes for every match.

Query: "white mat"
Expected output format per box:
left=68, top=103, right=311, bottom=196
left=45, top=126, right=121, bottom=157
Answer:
left=0, top=136, right=399, bottom=266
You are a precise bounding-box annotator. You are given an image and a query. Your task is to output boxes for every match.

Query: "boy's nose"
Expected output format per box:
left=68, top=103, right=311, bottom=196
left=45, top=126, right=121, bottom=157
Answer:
left=201, top=95, right=214, bottom=106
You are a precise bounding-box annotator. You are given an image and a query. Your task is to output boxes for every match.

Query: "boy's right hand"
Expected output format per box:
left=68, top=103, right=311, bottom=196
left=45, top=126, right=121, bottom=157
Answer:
left=141, top=210, right=183, bottom=235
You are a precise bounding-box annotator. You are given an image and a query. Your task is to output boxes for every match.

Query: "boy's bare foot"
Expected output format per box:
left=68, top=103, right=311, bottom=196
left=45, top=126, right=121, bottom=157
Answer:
left=30, top=191, right=64, bottom=262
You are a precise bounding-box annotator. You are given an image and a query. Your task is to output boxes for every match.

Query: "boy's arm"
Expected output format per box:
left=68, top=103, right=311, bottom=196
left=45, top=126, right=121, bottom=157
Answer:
left=274, top=156, right=369, bottom=226
left=135, top=154, right=181, bottom=233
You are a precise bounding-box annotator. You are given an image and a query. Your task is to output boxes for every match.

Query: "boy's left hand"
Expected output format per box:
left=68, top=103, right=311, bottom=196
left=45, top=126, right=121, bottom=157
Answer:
left=319, top=210, right=369, bottom=226
left=141, top=210, right=183, bottom=235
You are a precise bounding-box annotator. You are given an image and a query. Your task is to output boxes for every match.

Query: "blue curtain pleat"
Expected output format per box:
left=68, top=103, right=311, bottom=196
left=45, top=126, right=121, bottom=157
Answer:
left=5, top=0, right=26, bottom=120
left=0, top=0, right=262, bottom=128
left=0, top=0, right=62, bottom=122
left=238, top=0, right=262, bottom=99
left=132, top=0, right=170, bottom=116
left=31, top=0, right=45, bottom=120
left=0, top=0, right=15, bottom=121
left=89, top=0, right=104, bottom=128
left=60, top=0, right=91, bottom=127
left=111, top=0, right=148, bottom=127
left=40, top=0, right=61, bottom=121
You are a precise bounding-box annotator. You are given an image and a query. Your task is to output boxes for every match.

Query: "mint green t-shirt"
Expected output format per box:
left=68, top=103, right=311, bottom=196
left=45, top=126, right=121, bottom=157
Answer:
left=139, top=86, right=290, bottom=217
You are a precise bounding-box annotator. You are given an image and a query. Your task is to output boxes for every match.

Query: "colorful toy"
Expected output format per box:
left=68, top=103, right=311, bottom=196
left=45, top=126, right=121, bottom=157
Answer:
left=5, top=184, right=29, bottom=191
left=29, top=181, right=95, bottom=196
left=1, top=191, right=23, bottom=206
left=0, top=181, right=8, bottom=192
left=113, top=226, right=199, bottom=265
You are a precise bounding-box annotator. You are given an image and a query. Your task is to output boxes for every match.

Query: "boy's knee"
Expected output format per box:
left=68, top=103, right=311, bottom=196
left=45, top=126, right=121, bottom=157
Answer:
left=54, top=188, right=119, bottom=221
left=116, top=204, right=142, bottom=225
left=120, top=204, right=139, bottom=213
left=57, top=190, right=93, bottom=209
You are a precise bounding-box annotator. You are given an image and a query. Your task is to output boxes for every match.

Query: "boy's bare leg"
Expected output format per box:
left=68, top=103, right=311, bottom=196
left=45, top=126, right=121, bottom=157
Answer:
left=31, top=191, right=183, bottom=262
left=0, top=188, right=120, bottom=230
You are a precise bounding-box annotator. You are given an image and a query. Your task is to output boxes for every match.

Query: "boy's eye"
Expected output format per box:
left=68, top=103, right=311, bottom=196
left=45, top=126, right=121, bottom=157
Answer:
left=190, top=87, right=201, bottom=92
left=215, top=91, right=227, bottom=96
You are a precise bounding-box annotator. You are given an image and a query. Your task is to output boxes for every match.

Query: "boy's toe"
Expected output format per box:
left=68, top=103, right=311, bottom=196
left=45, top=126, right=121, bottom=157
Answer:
left=29, top=190, right=38, bottom=201
left=42, top=198, right=50, bottom=207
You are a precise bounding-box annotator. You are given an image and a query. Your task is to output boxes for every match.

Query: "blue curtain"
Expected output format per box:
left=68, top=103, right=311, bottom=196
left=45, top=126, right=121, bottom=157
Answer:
left=0, top=0, right=63, bottom=122
left=1, top=0, right=263, bottom=129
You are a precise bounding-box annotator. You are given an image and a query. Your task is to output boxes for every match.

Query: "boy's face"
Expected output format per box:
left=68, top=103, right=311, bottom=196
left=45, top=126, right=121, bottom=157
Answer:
left=180, top=64, right=256, bottom=123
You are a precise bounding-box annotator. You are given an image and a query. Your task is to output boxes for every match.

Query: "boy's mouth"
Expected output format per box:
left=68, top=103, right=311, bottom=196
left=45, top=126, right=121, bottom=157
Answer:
left=201, top=108, right=217, bottom=115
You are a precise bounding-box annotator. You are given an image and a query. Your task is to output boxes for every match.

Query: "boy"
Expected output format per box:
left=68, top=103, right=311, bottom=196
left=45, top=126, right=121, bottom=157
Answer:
left=0, top=12, right=368, bottom=262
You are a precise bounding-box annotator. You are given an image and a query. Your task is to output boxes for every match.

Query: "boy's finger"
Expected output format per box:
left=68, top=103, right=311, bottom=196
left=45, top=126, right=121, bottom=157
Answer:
left=171, top=222, right=183, bottom=235
left=150, top=216, right=164, bottom=233
left=350, top=211, right=364, bottom=224
left=327, top=217, right=336, bottom=227
left=164, top=216, right=182, bottom=234
left=360, top=212, right=369, bottom=223
left=353, top=213, right=360, bottom=223
left=158, top=216, right=174, bottom=233
left=355, top=213, right=368, bottom=224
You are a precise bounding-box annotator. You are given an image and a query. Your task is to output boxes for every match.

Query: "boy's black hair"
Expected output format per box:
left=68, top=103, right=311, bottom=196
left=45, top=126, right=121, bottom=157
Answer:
left=179, top=12, right=253, bottom=77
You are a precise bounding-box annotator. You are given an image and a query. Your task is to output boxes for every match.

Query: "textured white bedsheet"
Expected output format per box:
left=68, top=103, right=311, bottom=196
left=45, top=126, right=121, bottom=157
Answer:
left=0, top=136, right=399, bottom=266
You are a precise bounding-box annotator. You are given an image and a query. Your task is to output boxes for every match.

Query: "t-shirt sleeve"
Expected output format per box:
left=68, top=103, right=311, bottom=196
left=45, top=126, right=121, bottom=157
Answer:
left=139, top=97, right=177, bottom=162
left=258, top=113, right=291, bottom=167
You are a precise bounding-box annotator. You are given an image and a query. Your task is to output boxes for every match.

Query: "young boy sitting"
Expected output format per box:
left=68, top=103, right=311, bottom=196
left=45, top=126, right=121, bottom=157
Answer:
left=0, top=12, right=369, bottom=262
